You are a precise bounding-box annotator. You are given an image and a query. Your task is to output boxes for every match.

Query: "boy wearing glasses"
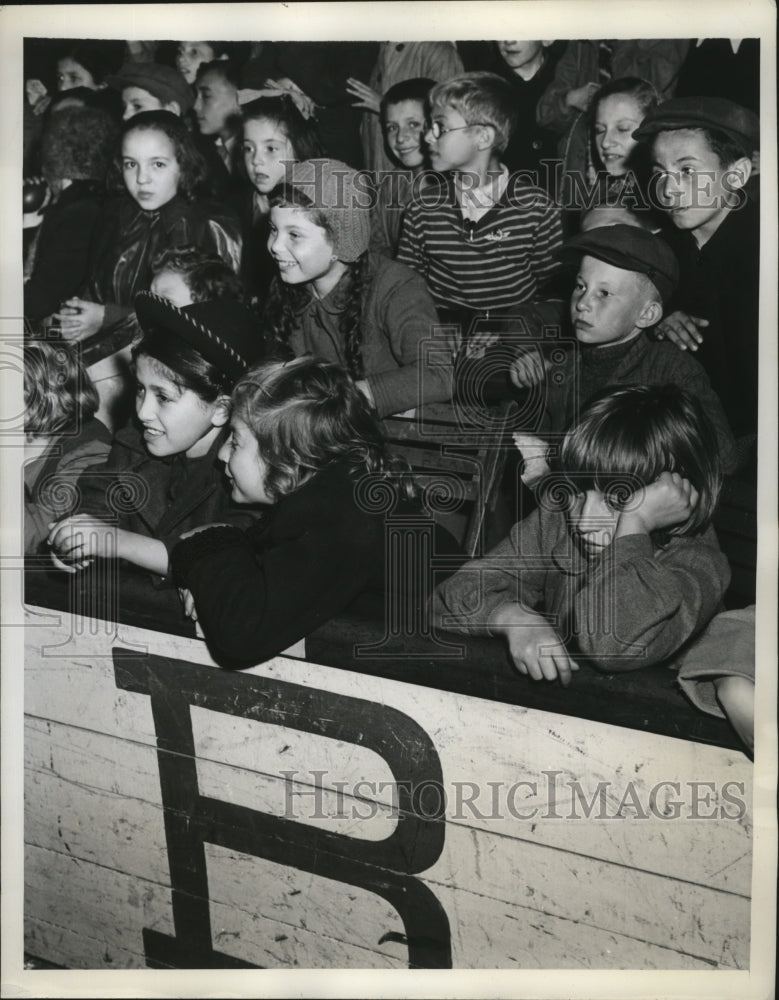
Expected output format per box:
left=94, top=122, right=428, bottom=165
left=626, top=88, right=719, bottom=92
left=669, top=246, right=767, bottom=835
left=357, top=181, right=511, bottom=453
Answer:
left=396, top=71, right=564, bottom=328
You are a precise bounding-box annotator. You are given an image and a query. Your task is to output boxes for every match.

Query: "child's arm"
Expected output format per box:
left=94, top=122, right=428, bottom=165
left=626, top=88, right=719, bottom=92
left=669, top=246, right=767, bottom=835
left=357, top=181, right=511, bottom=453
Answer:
left=488, top=602, right=579, bottom=687
left=47, top=515, right=170, bottom=576
left=395, top=203, right=429, bottom=280
left=572, top=475, right=731, bottom=669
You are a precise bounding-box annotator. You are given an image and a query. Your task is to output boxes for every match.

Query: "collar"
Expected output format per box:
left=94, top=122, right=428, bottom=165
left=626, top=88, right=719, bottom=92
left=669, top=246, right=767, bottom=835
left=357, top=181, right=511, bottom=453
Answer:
left=455, top=164, right=509, bottom=221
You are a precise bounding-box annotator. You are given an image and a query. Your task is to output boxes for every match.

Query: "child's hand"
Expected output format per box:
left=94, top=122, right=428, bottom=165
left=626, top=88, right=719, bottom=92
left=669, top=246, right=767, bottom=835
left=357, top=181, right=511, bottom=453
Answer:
left=53, top=298, right=105, bottom=341
left=345, top=78, right=381, bottom=113
left=654, top=310, right=709, bottom=352
left=618, top=471, right=699, bottom=536
left=512, top=432, right=550, bottom=487
left=509, top=347, right=550, bottom=389
left=464, top=330, right=501, bottom=360
left=565, top=81, right=600, bottom=112
left=178, top=587, right=198, bottom=621
left=47, top=516, right=115, bottom=569
left=489, top=603, right=579, bottom=687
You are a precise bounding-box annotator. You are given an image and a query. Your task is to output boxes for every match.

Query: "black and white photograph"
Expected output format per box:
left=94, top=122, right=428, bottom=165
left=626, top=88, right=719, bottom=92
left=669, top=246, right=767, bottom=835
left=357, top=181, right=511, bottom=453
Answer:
left=1, top=2, right=776, bottom=997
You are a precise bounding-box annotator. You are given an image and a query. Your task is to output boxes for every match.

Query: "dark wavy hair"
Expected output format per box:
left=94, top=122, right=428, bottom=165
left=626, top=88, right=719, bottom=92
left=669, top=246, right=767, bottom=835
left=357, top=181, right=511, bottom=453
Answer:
left=131, top=329, right=234, bottom=401
left=56, top=41, right=120, bottom=88
left=110, top=110, right=207, bottom=201
left=151, top=245, right=245, bottom=302
left=559, top=384, right=723, bottom=537
left=24, top=341, right=99, bottom=436
left=241, top=95, right=324, bottom=163
left=263, top=183, right=371, bottom=379
left=231, top=356, right=408, bottom=501
left=41, top=105, right=118, bottom=186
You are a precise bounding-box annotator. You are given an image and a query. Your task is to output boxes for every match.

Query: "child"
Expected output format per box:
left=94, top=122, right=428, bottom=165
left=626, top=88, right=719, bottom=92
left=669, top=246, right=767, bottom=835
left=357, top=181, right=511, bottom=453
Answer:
left=239, top=95, right=323, bottom=302
left=47, top=291, right=265, bottom=583
left=169, top=357, right=431, bottom=667
left=150, top=245, right=246, bottom=308
left=370, top=77, right=435, bottom=258
left=106, top=62, right=194, bottom=120
left=431, top=384, right=731, bottom=685
left=263, top=158, right=454, bottom=418
left=578, top=76, right=660, bottom=231
left=396, top=71, right=564, bottom=327
left=509, top=225, right=738, bottom=481
left=633, top=97, right=759, bottom=443
left=193, top=60, right=243, bottom=175
left=24, top=105, right=118, bottom=325
left=53, top=110, right=242, bottom=429
left=24, top=341, right=112, bottom=554
left=176, top=41, right=234, bottom=86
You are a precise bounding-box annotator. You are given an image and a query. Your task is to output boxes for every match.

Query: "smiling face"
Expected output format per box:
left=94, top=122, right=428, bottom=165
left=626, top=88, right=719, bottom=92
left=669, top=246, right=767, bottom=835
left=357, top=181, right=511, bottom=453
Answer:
left=122, top=128, right=182, bottom=211
left=593, top=93, right=644, bottom=176
left=122, top=85, right=164, bottom=121
left=243, top=117, right=295, bottom=194
left=651, top=128, right=748, bottom=247
left=194, top=68, right=239, bottom=138
left=134, top=354, right=225, bottom=459
left=268, top=206, right=346, bottom=299
left=384, top=99, right=426, bottom=169
left=571, top=255, right=658, bottom=347
left=56, top=57, right=97, bottom=92
left=176, top=41, right=217, bottom=85
left=218, top=415, right=274, bottom=505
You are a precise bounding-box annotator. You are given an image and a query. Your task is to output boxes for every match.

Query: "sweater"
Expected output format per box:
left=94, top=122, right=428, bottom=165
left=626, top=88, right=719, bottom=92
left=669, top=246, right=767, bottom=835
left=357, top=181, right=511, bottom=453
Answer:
left=396, top=173, right=563, bottom=315
left=431, top=503, right=730, bottom=672
left=170, top=460, right=393, bottom=667
left=280, top=251, right=455, bottom=417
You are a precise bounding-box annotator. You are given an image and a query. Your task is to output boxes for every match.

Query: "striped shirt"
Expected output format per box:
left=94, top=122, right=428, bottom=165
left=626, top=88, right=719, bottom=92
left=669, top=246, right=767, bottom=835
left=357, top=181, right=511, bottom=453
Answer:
left=396, top=174, right=563, bottom=314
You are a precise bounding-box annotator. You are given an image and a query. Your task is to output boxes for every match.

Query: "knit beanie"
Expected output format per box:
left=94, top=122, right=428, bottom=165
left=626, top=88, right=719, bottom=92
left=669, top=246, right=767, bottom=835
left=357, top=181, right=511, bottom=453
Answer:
left=288, top=159, right=371, bottom=263
left=41, top=106, right=119, bottom=186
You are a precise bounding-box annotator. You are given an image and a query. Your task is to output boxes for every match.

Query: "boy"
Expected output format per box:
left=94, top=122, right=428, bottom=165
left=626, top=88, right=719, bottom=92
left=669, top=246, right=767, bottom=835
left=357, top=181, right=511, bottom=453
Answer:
left=370, top=77, right=434, bottom=258
left=150, top=246, right=246, bottom=309
left=396, top=71, right=564, bottom=329
left=509, top=225, right=737, bottom=482
left=632, top=97, right=759, bottom=442
left=193, top=60, right=250, bottom=204
left=106, top=62, right=194, bottom=120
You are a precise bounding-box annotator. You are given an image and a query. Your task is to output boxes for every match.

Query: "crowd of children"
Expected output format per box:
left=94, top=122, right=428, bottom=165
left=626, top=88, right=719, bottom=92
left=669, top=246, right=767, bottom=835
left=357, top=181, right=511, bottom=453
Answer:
left=22, top=35, right=762, bottom=751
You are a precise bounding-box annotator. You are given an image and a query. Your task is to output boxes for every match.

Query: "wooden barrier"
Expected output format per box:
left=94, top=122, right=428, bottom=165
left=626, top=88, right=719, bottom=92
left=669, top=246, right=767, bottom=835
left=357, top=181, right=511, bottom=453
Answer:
left=24, top=602, right=752, bottom=971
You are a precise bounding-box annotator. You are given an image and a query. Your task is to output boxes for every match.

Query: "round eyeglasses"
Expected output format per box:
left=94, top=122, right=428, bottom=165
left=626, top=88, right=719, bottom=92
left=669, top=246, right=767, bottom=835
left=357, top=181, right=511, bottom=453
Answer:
left=425, top=120, right=493, bottom=140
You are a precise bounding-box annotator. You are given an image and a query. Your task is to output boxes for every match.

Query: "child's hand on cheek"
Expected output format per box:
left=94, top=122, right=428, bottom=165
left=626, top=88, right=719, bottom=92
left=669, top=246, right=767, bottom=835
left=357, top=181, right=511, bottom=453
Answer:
left=489, top=602, right=579, bottom=688
left=617, top=471, right=699, bottom=537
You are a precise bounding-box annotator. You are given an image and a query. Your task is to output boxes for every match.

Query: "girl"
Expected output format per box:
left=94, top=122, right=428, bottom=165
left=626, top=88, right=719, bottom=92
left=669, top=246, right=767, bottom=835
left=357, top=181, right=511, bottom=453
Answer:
left=263, top=158, right=454, bottom=418
left=47, top=290, right=264, bottom=584
left=169, top=357, right=424, bottom=668
left=53, top=110, right=242, bottom=428
left=24, top=341, right=112, bottom=554
left=239, top=96, right=323, bottom=303
left=579, top=77, right=661, bottom=231
left=432, top=384, right=730, bottom=687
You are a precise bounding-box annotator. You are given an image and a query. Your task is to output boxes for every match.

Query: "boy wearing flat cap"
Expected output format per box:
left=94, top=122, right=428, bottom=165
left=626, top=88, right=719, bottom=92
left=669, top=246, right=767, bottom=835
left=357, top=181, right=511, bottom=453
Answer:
left=510, top=224, right=737, bottom=485
left=633, top=97, right=760, bottom=448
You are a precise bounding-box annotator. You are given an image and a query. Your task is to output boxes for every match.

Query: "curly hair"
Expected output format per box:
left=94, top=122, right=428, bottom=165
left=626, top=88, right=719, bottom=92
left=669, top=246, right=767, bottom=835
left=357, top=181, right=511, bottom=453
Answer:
left=241, top=95, right=324, bottom=162
left=264, top=185, right=372, bottom=379
left=24, top=340, right=99, bottom=436
left=41, top=105, right=118, bottom=186
left=150, top=245, right=245, bottom=302
left=231, top=356, right=409, bottom=501
left=559, top=384, right=723, bottom=537
left=110, top=109, right=207, bottom=201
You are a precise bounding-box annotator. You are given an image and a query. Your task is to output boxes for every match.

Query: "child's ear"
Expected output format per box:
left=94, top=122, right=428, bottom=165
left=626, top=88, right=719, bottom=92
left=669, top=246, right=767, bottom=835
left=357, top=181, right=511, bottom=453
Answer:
left=725, top=155, right=753, bottom=191
left=476, top=124, right=496, bottom=151
left=211, top=395, right=232, bottom=428
left=637, top=299, right=663, bottom=329
left=164, top=100, right=182, bottom=116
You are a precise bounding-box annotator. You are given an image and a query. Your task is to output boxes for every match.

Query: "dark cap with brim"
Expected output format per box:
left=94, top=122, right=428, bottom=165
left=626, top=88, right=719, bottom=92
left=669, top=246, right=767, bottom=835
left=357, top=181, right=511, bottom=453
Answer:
left=632, top=97, right=759, bottom=156
left=107, top=62, right=194, bottom=114
left=558, top=225, right=679, bottom=304
left=134, top=292, right=264, bottom=383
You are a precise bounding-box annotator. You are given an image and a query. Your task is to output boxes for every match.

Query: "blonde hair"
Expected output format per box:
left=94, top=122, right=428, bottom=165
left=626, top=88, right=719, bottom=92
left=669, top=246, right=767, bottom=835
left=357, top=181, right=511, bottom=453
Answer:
left=24, top=341, right=99, bottom=436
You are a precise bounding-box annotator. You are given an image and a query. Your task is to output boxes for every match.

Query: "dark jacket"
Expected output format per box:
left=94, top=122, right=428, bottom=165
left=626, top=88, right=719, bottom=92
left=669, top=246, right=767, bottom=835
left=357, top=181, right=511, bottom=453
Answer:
left=661, top=198, right=759, bottom=437
left=24, top=180, right=105, bottom=323
left=76, top=423, right=258, bottom=577
left=170, top=460, right=400, bottom=667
